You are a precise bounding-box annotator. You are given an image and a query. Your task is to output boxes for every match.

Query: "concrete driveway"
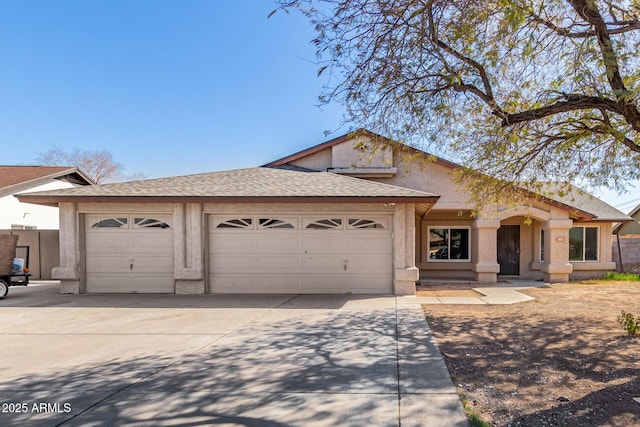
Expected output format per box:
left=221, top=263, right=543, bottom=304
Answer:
left=0, top=283, right=467, bottom=426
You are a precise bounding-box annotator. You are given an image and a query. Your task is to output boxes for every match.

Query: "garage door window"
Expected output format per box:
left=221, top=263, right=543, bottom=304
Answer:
left=304, top=218, right=343, bottom=229
left=348, top=218, right=387, bottom=229
left=258, top=218, right=297, bottom=229
left=134, top=218, right=171, bottom=229
left=215, top=218, right=253, bottom=229
left=91, top=218, right=129, bottom=228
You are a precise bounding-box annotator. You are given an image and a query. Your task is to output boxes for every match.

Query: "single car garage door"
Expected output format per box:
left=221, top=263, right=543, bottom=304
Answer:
left=208, top=214, right=392, bottom=294
left=85, top=214, right=174, bottom=293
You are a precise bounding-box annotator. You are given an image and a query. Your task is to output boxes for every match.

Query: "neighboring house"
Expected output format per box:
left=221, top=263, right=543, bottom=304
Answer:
left=16, top=130, right=631, bottom=295
left=0, top=166, right=94, bottom=229
left=613, top=203, right=640, bottom=236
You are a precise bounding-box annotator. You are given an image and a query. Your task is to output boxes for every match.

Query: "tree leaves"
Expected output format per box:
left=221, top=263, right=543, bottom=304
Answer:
left=278, top=0, right=640, bottom=202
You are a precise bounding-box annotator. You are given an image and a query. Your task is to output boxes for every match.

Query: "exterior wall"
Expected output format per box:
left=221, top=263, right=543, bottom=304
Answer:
left=616, top=213, right=640, bottom=236
left=612, top=235, right=640, bottom=273
left=54, top=201, right=416, bottom=295
left=290, top=148, right=332, bottom=171
left=331, top=136, right=393, bottom=169
left=0, top=180, right=77, bottom=229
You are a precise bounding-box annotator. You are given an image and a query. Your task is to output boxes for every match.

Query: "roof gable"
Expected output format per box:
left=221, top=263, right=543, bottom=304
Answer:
left=0, top=165, right=94, bottom=195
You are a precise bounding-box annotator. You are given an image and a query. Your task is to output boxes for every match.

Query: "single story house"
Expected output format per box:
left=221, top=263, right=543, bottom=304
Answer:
left=0, top=165, right=93, bottom=230
left=16, top=130, right=632, bottom=295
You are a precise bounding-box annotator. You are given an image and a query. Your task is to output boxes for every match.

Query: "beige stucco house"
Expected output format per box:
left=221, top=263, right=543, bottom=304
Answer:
left=17, top=130, right=631, bottom=295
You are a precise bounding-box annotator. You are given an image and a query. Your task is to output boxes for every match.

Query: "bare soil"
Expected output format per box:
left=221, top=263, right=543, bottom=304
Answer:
left=420, top=281, right=640, bottom=426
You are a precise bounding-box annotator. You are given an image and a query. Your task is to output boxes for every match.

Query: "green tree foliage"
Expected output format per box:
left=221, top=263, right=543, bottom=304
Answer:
left=275, top=0, right=640, bottom=201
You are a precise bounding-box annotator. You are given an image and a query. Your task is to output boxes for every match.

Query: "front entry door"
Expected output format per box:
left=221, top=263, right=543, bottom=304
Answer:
left=497, top=225, right=520, bottom=275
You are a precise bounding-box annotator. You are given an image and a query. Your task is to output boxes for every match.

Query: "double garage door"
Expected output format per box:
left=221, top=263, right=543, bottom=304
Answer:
left=84, top=213, right=392, bottom=294
left=208, top=215, right=392, bottom=294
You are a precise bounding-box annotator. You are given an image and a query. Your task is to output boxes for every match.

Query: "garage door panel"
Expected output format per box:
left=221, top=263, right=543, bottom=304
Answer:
left=300, top=277, right=346, bottom=291
left=301, top=235, right=346, bottom=253
left=86, top=256, right=131, bottom=272
left=256, top=276, right=301, bottom=291
left=345, top=256, right=392, bottom=274
left=132, top=234, right=173, bottom=251
left=257, top=256, right=301, bottom=272
left=211, top=276, right=257, bottom=291
left=131, top=255, right=173, bottom=272
left=256, top=235, right=300, bottom=252
left=302, top=256, right=344, bottom=273
left=210, top=255, right=258, bottom=273
left=210, top=235, right=256, bottom=253
left=86, top=235, right=131, bottom=251
left=134, top=276, right=175, bottom=293
left=345, top=236, right=392, bottom=252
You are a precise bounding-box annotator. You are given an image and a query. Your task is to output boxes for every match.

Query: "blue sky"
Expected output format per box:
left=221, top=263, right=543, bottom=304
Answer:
left=0, top=1, right=637, bottom=212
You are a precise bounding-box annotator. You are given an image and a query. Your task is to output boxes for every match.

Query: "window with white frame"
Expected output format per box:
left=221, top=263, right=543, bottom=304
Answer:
left=428, top=227, right=470, bottom=261
left=569, top=226, right=598, bottom=261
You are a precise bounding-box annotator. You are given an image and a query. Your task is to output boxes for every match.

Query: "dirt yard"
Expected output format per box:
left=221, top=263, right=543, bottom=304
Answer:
left=420, top=281, right=640, bottom=427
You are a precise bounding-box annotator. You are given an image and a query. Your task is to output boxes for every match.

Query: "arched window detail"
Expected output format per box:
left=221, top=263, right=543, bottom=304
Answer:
left=215, top=218, right=253, bottom=229
left=134, top=218, right=171, bottom=229
left=258, top=218, right=296, bottom=229
left=304, top=218, right=343, bottom=229
left=91, top=218, right=128, bottom=228
left=348, top=218, right=386, bottom=229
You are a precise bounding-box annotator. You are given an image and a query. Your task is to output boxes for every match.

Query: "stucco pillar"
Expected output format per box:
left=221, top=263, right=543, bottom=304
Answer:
left=472, top=218, right=501, bottom=283
left=541, top=219, right=573, bottom=283
left=393, top=203, right=419, bottom=295
left=52, top=202, right=81, bottom=294
left=173, top=203, right=205, bottom=294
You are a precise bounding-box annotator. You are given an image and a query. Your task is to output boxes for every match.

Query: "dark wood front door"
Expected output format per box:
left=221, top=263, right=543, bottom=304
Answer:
left=497, top=225, right=520, bottom=275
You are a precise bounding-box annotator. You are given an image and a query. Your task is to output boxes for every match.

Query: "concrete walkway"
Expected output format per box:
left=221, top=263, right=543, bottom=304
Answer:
left=0, top=283, right=468, bottom=426
left=400, top=278, right=546, bottom=305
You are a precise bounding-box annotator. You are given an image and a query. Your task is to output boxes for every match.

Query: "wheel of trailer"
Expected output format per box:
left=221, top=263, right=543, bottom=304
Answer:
left=0, top=278, right=8, bottom=300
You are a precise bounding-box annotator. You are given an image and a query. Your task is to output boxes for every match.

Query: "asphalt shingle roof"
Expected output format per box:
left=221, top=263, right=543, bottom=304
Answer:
left=539, top=182, right=632, bottom=222
left=17, top=167, right=438, bottom=203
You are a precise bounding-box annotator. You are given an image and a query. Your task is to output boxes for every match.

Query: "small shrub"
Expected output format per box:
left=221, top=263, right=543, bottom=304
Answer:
left=617, top=311, right=640, bottom=335
left=602, top=272, right=640, bottom=281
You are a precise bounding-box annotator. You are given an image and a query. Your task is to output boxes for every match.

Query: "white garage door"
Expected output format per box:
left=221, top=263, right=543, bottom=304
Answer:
left=208, top=215, right=392, bottom=294
left=85, top=215, right=174, bottom=293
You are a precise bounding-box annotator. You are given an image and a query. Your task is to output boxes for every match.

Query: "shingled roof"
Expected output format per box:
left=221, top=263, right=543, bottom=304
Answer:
left=16, top=167, right=440, bottom=206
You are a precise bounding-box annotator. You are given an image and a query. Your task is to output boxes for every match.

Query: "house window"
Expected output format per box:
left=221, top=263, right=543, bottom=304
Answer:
left=540, top=229, right=544, bottom=262
left=569, top=226, right=598, bottom=261
left=428, top=227, right=470, bottom=261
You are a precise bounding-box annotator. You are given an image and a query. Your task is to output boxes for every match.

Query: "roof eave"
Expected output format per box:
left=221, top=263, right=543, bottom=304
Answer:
left=16, top=194, right=441, bottom=207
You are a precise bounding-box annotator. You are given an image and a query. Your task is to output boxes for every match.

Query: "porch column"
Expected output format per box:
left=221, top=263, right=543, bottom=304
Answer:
left=52, top=202, right=81, bottom=294
left=541, top=219, right=573, bottom=283
left=174, top=203, right=205, bottom=294
left=472, top=218, right=501, bottom=283
left=393, top=203, right=419, bottom=295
